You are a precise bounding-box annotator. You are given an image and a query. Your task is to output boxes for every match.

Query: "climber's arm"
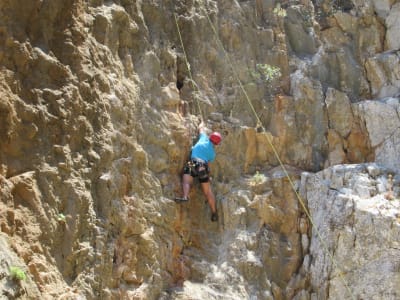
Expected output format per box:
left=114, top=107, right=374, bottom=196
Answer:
left=198, top=122, right=210, bottom=134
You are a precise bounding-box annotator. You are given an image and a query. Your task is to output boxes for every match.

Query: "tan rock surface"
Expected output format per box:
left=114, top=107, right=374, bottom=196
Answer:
left=0, top=0, right=400, bottom=299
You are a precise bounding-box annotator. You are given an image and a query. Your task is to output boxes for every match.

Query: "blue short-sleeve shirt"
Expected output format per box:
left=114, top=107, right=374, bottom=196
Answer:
left=191, top=133, right=216, bottom=163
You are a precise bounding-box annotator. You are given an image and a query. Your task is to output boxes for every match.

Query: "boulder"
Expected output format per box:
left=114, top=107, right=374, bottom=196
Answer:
left=303, top=164, right=400, bottom=300
left=385, top=3, right=400, bottom=50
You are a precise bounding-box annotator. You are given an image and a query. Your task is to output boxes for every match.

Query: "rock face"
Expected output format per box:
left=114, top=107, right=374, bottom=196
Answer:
left=303, top=164, right=400, bottom=300
left=0, top=0, right=399, bottom=299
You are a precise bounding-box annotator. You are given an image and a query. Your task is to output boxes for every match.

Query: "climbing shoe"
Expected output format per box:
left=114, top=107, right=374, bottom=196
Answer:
left=174, top=197, right=189, bottom=202
left=211, top=211, right=218, bottom=222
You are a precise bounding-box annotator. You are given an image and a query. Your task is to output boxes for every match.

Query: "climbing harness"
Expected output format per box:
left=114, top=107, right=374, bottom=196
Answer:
left=174, top=3, right=356, bottom=299
left=184, top=158, right=210, bottom=183
left=174, top=159, right=210, bottom=202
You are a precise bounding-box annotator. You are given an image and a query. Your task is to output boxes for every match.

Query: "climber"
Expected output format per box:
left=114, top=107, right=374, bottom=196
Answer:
left=175, top=122, right=222, bottom=222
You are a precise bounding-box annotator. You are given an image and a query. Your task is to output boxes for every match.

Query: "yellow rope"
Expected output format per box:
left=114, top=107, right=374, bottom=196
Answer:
left=200, top=4, right=356, bottom=300
left=174, top=13, right=204, bottom=122
left=202, top=9, right=262, bottom=128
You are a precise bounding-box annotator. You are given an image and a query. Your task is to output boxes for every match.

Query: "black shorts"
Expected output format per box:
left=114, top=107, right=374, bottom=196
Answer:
left=183, top=159, right=210, bottom=183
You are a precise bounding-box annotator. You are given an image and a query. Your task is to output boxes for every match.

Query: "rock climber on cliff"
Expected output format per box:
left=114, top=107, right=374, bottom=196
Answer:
left=175, top=122, right=222, bottom=222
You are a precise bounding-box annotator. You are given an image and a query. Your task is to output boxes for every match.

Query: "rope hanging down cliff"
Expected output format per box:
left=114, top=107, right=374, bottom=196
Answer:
left=174, top=13, right=221, bottom=223
left=175, top=7, right=354, bottom=297
left=199, top=4, right=356, bottom=300
left=174, top=13, right=204, bottom=123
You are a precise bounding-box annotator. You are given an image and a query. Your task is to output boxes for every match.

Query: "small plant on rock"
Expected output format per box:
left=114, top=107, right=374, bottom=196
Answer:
left=252, top=63, right=282, bottom=84
left=9, top=266, right=26, bottom=281
left=251, top=171, right=266, bottom=185
left=273, top=4, right=287, bottom=17
left=57, top=213, right=66, bottom=223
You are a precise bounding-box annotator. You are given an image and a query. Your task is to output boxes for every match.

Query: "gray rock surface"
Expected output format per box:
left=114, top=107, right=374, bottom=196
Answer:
left=303, top=164, right=400, bottom=300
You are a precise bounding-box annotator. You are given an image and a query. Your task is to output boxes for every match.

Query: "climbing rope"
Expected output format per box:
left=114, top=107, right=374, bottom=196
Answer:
left=201, top=7, right=263, bottom=129
left=174, top=13, right=204, bottom=123
left=198, top=3, right=356, bottom=299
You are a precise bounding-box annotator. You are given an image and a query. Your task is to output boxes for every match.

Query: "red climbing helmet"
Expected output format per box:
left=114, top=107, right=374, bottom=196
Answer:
left=210, top=132, right=222, bottom=145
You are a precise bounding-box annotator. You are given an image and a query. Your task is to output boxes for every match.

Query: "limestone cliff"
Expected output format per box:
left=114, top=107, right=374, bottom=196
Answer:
left=0, top=0, right=399, bottom=299
left=304, top=163, right=400, bottom=300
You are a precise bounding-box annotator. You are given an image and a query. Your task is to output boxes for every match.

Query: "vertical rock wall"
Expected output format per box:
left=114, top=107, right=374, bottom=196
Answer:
left=0, top=0, right=399, bottom=299
left=303, top=164, right=400, bottom=300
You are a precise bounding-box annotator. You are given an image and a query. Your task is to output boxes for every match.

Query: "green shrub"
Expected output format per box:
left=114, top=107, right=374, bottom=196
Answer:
left=251, top=64, right=282, bottom=84
left=57, top=213, right=66, bottom=222
left=9, top=266, right=26, bottom=281
left=273, top=4, right=287, bottom=17
left=251, top=171, right=266, bottom=184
